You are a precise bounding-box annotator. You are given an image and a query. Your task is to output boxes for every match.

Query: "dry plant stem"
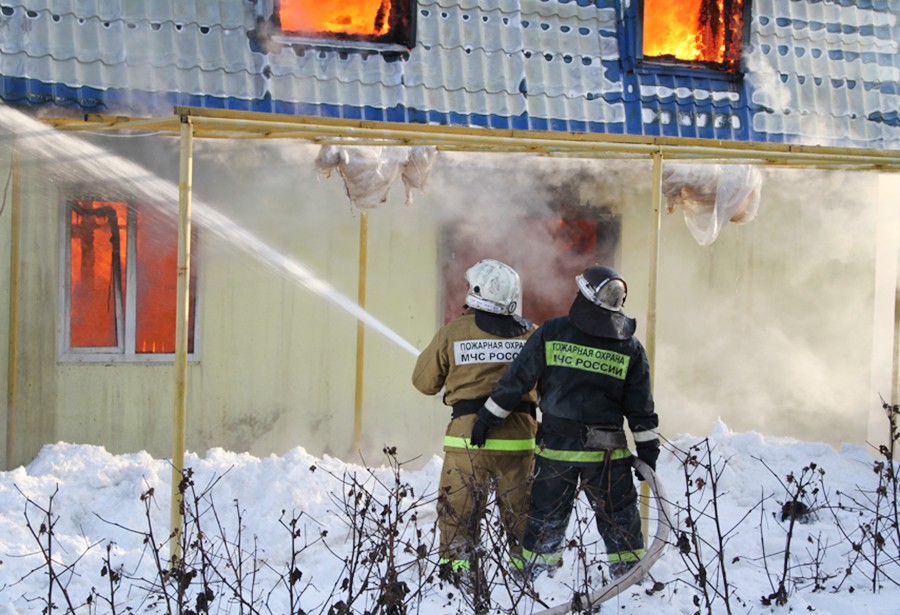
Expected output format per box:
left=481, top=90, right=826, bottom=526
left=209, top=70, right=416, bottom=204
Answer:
left=824, top=401, right=900, bottom=592
left=757, top=458, right=826, bottom=606
left=183, top=480, right=222, bottom=614
left=669, top=438, right=750, bottom=615
left=17, top=484, right=78, bottom=613
left=101, top=541, right=121, bottom=614
left=877, top=401, right=900, bottom=587
left=673, top=441, right=715, bottom=615
left=197, top=493, right=265, bottom=614
left=701, top=438, right=734, bottom=612
left=278, top=511, right=316, bottom=614
left=885, top=403, right=900, bottom=553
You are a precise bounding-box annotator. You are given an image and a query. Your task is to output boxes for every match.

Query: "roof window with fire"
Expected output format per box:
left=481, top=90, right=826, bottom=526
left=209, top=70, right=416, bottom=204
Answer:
left=637, top=0, right=747, bottom=75
left=266, top=0, right=416, bottom=51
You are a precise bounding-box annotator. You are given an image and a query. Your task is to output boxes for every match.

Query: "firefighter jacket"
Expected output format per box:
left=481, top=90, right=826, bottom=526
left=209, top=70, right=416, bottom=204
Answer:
left=413, top=310, right=538, bottom=455
left=487, top=315, right=658, bottom=455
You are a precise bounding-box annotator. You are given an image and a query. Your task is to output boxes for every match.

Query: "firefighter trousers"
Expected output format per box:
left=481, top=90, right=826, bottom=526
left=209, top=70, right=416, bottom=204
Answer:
left=437, top=447, right=533, bottom=568
left=522, top=453, right=643, bottom=569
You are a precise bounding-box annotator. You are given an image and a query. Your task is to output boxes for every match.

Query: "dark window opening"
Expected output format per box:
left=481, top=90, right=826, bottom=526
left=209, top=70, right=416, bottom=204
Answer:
left=641, top=0, right=746, bottom=72
left=442, top=207, right=620, bottom=326
left=65, top=200, right=197, bottom=359
left=271, top=0, right=416, bottom=49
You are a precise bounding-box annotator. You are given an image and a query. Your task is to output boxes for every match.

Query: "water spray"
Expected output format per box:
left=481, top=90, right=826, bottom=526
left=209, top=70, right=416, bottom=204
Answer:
left=0, top=105, right=420, bottom=357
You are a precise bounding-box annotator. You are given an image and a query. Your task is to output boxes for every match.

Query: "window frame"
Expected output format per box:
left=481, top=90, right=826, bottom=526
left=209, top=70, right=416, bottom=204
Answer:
left=58, top=197, right=200, bottom=364
left=260, top=0, right=418, bottom=54
left=622, top=0, right=751, bottom=81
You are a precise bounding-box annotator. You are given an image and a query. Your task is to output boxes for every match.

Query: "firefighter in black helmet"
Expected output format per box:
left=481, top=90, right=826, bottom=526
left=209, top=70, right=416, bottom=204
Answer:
left=412, top=259, right=538, bottom=590
left=470, top=264, right=660, bottom=582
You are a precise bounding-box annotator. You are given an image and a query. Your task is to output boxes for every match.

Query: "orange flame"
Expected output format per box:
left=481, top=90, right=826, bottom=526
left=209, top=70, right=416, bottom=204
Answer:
left=643, top=0, right=742, bottom=66
left=279, top=0, right=391, bottom=36
left=69, top=200, right=128, bottom=348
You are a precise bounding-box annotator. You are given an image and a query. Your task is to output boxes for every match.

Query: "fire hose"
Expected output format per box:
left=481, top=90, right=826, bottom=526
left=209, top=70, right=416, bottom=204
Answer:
left=531, top=458, right=673, bottom=615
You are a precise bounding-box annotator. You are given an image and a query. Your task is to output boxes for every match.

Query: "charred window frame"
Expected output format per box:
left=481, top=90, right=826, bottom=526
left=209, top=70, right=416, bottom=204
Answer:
left=622, top=0, right=750, bottom=80
left=255, top=0, right=417, bottom=53
left=59, top=198, right=199, bottom=363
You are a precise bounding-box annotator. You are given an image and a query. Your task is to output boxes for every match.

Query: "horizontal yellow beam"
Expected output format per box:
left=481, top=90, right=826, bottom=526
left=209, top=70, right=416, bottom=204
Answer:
left=43, top=106, right=900, bottom=171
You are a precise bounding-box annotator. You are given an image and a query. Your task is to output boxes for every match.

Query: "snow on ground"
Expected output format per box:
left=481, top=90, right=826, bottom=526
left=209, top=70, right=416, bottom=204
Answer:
left=1, top=421, right=899, bottom=614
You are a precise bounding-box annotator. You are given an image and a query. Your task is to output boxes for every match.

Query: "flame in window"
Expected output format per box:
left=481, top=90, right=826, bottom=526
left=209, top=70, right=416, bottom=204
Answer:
left=69, top=201, right=127, bottom=348
left=134, top=209, right=197, bottom=355
left=69, top=201, right=197, bottom=355
left=278, top=0, right=391, bottom=36
left=643, top=0, right=744, bottom=68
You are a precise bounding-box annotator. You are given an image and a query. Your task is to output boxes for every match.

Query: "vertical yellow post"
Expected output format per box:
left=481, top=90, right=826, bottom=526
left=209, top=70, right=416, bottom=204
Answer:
left=642, top=151, right=664, bottom=545
left=353, top=212, right=369, bottom=454
left=170, top=116, right=194, bottom=561
left=5, top=144, right=21, bottom=470
left=894, top=286, right=900, bottom=404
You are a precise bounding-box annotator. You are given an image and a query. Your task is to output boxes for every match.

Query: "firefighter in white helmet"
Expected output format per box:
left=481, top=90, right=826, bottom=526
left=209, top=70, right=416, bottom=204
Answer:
left=412, top=258, right=538, bottom=591
left=471, top=264, right=660, bottom=583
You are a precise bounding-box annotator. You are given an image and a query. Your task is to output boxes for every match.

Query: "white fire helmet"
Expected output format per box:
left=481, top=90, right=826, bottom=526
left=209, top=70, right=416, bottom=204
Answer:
left=465, top=259, right=521, bottom=315
left=576, top=265, right=627, bottom=312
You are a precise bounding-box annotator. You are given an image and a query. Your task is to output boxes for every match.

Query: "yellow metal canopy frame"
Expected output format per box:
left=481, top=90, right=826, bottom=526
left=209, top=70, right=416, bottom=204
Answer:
left=41, top=106, right=900, bottom=559
left=48, top=106, right=900, bottom=170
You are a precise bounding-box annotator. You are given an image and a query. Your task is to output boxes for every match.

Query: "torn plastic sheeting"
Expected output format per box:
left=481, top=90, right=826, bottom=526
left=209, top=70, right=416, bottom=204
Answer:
left=663, top=164, right=762, bottom=246
left=314, top=145, right=437, bottom=209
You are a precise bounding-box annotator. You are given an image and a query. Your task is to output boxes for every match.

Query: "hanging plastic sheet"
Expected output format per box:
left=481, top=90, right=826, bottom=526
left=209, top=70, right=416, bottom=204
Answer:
left=314, top=145, right=437, bottom=209
left=663, top=164, right=762, bottom=246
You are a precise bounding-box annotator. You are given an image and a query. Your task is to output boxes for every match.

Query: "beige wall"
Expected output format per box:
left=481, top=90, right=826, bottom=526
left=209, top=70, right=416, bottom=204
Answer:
left=646, top=167, right=886, bottom=446
left=2, top=135, right=895, bottom=471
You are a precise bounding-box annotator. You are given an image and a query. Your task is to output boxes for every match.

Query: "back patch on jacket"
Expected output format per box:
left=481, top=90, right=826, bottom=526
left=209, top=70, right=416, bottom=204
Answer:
left=545, top=341, right=630, bottom=379
left=453, top=339, right=527, bottom=365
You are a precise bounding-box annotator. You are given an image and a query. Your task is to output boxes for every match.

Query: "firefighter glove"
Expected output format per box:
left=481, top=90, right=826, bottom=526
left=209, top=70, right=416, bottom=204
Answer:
left=635, top=440, right=660, bottom=481
left=470, top=407, right=503, bottom=448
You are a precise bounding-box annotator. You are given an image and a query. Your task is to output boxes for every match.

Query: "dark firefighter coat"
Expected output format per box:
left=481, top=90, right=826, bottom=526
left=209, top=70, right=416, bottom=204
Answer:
left=486, top=314, right=658, bottom=457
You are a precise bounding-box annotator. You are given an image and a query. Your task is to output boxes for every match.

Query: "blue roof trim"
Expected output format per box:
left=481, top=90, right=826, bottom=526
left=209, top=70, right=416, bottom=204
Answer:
left=0, top=75, right=892, bottom=148
left=0, top=75, right=635, bottom=136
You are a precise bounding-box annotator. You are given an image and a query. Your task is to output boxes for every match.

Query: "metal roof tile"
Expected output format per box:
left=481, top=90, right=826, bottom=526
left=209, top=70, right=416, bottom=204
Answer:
left=0, top=52, right=26, bottom=77
left=413, top=83, right=525, bottom=116
left=405, top=46, right=523, bottom=94
left=526, top=91, right=625, bottom=125
left=0, top=0, right=896, bottom=148
left=417, top=3, right=523, bottom=53
left=521, top=12, right=619, bottom=60
left=433, top=0, right=522, bottom=13
left=267, top=48, right=404, bottom=87
left=523, top=0, right=607, bottom=20
left=524, top=51, right=620, bottom=97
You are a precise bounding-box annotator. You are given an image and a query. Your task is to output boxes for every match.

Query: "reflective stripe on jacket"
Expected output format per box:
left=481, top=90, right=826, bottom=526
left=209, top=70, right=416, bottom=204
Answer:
left=535, top=446, right=631, bottom=463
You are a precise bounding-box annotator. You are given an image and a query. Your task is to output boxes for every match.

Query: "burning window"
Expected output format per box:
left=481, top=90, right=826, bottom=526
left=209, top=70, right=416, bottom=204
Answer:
left=273, top=0, right=415, bottom=48
left=66, top=200, right=197, bottom=359
left=642, top=0, right=745, bottom=71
